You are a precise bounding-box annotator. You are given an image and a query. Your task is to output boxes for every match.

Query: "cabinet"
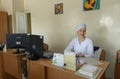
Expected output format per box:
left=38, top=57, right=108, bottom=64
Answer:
left=2, top=49, right=24, bottom=79
left=114, top=50, right=120, bottom=79
left=0, top=12, right=8, bottom=44
left=0, top=11, right=12, bottom=44
left=0, top=53, right=3, bottom=79
left=27, top=60, right=45, bottom=79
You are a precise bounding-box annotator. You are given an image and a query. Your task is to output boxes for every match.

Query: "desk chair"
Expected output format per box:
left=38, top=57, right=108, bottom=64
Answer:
left=93, top=46, right=106, bottom=61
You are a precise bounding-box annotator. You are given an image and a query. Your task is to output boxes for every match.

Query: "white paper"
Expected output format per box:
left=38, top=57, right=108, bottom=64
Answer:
left=81, top=57, right=102, bottom=65
left=52, top=53, right=64, bottom=67
left=76, top=64, right=102, bottom=79
left=64, top=50, right=76, bottom=55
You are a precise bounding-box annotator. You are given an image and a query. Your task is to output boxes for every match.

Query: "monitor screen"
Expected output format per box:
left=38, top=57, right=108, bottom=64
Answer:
left=6, top=33, right=29, bottom=53
left=6, top=33, right=44, bottom=60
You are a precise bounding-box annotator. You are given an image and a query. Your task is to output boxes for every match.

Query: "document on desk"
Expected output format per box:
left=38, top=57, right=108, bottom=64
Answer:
left=76, top=63, right=102, bottom=79
left=81, top=57, right=102, bottom=65
left=52, top=53, right=64, bottom=67
left=64, top=50, right=76, bottom=71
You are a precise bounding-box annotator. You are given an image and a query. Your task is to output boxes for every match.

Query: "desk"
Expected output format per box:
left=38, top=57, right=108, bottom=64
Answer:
left=1, top=49, right=109, bottom=79
left=27, top=59, right=110, bottom=79
left=2, top=49, right=25, bottom=79
left=0, top=52, right=4, bottom=79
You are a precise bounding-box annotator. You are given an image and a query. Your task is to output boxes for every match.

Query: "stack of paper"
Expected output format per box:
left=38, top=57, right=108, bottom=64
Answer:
left=81, top=57, right=102, bottom=65
left=76, top=64, right=99, bottom=78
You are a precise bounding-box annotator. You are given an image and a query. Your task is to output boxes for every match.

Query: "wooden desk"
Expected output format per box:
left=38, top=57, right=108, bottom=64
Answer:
left=27, top=59, right=110, bottom=79
left=2, top=49, right=25, bottom=79
left=1, top=49, right=109, bottom=79
left=0, top=52, right=4, bottom=79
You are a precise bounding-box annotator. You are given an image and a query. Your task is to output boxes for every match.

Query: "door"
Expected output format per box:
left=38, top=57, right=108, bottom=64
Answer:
left=16, top=12, right=31, bottom=33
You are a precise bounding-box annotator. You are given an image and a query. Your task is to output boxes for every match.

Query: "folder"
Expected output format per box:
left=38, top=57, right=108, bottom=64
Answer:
left=64, top=50, right=76, bottom=71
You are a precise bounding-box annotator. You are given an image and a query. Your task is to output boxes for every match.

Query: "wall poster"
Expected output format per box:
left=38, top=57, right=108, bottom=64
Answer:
left=54, top=3, right=63, bottom=14
left=83, top=0, right=100, bottom=11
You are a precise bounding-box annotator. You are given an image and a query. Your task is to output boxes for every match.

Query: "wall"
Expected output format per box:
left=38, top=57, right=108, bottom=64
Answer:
left=0, top=0, right=13, bottom=14
left=0, top=0, right=24, bottom=33
left=0, top=0, right=1, bottom=9
left=24, top=0, right=120, bottom=78
left=13, top=0, right=24, bottom=12
left=0, top=0, right=24, bottom=14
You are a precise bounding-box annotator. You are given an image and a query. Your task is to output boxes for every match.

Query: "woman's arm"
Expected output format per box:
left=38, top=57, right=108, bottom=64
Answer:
left=84, top=39, right=94, bottom=57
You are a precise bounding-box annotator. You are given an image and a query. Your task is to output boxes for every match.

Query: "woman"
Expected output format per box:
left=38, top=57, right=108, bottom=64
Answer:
left=65, top=24, right=93, bottom=57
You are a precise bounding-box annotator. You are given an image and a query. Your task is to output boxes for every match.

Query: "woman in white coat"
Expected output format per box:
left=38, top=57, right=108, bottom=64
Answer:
left=65, top=24, right=94, bottom=57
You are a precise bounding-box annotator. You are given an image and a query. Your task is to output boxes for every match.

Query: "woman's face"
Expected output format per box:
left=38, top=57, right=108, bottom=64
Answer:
left=77, top=28, right=86, bottom=37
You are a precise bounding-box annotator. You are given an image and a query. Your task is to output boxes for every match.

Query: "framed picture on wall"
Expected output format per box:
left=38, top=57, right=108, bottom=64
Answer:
left=83, top=0, right=100, bottom=11
left=54, top=3, right=63, bottom=14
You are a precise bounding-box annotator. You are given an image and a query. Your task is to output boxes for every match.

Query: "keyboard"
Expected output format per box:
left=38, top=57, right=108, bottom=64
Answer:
left=43, top=51, right=53, bottom=59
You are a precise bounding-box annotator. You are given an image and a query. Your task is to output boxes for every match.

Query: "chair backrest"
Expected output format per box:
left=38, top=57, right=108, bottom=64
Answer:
left=93, top=46, right=106, bottom=60
left=43, top=43, right=49, bottom=51
left=115, top=50, right=120, bottom=64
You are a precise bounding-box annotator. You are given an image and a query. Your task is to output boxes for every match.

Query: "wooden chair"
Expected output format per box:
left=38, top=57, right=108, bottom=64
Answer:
left=114, top=50, right=120, bottom=79
left=93, top=46, right=106, bottom=79
left=99, top=49, right=106, bottom=60
left=93, top=46, right=106, bottom=61
left=43, top=43, right=49, bottom=51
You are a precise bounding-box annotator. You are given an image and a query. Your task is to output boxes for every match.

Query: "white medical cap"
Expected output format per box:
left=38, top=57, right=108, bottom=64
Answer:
left=76, top=24, right=87, bottom=32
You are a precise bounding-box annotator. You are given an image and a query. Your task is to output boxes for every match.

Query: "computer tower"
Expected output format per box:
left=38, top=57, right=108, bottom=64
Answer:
left=28, top=35, right=44, bottom=60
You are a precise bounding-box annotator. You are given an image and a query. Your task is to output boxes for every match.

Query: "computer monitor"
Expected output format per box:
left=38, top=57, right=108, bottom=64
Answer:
left=6, top=33, right=29, bottom=53
left=6, top=33, right=44, bottom=60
